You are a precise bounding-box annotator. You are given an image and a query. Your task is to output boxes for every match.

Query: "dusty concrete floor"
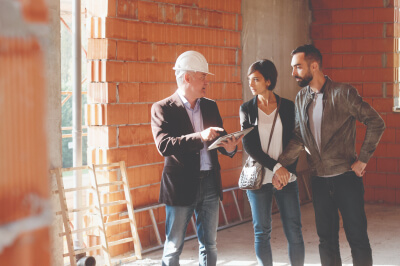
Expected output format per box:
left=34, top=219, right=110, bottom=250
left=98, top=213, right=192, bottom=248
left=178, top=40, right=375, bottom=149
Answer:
left=126, top=203, right=400, bottom=266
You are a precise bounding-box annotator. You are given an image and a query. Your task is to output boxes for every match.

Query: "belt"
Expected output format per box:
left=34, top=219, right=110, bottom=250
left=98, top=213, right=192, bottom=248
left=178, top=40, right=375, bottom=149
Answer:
left=198, top=169, right=214, bottom=179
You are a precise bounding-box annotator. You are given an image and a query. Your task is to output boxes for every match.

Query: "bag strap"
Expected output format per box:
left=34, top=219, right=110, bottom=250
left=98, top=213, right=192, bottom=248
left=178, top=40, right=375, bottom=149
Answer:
left=266, top=96, right=281, bottom=154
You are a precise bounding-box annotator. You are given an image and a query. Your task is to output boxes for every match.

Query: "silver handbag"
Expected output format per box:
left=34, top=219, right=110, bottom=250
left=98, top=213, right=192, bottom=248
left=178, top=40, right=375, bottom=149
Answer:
left=238, top=156, right=265, bottom=190
left=238, top=97, right=281, bottom=190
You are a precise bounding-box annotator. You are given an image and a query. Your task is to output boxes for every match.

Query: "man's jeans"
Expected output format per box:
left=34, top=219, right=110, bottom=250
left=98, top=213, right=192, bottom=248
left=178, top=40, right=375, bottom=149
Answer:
left=247, top=181, right=305, bottom=266
left=312, top=171, right=372, bottom=266
left=162, top=171, right=219, bottom=266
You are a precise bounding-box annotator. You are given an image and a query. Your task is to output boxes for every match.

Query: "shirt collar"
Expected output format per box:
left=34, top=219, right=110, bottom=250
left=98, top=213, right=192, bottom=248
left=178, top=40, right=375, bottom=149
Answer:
left=177, top=89, right=200, bottom=111
left=308, top=77, right=327, bottom=96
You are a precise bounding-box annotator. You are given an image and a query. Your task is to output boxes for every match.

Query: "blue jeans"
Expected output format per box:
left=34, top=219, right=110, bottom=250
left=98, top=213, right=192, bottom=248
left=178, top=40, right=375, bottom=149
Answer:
left=312, top=172, right=372, bottom=266
left=247, top=181, right=305, bottom=266
left=162, top=172, right=219, bottom=266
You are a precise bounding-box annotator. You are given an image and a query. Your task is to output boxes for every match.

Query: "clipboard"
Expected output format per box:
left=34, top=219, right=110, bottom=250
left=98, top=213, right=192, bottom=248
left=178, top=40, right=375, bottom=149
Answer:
left=207, top=127, right=254, bottom=150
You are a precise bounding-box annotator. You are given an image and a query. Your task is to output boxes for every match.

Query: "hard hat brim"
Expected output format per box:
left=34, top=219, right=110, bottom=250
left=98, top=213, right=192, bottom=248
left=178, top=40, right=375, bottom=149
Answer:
left=172, top=67, right=214, bottom=75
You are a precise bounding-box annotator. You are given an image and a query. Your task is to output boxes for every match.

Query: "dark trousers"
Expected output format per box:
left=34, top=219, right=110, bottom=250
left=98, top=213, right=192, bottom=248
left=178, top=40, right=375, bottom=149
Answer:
left=312, top=171, right=372, bottom=266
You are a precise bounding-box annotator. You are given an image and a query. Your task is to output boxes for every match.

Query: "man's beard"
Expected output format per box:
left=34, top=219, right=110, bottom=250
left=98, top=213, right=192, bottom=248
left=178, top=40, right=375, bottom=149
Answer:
left=295, top=73, right=313, bottom=87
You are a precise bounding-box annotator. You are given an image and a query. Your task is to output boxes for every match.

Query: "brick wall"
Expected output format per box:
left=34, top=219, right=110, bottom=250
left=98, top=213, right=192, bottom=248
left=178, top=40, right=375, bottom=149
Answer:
left=86, top=0, right=243, bottom=255
left=0, top=0, right=50, bottom=265
left=310, top=0, right=400, bottom=204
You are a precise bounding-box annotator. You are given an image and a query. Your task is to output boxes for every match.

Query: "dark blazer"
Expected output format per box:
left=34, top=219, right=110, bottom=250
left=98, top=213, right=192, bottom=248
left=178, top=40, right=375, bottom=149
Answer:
left=151, top=92, right=235, bottom=206
left=239, top=93, right=297, bottom=174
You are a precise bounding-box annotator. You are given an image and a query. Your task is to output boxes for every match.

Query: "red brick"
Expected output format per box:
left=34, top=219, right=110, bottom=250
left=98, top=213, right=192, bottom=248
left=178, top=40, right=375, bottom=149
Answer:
left=129, top=103, right=150, bottom=124
left=364, top=54, right=383, bottom=67
left=104, top=17, right=128, bottom=39
left=396, top=190, right=400, bottom=204
left=372, top=39, right=395, bottom=52
left=127, top=164, right=162, bottom=187
left=387, top=143, right=400, bottom=157
left=397, top=129, right=400, bottom=143
left=352, top=39, right=374, bottom=53
left=377, top=158, right=398, bottom=172
left=386, top=113, right=400, bottom=127
left=158, top=3, right=175, bottom=23
left=332, top=9, right=353, bottom=23
left=366, top=157, right=377, bottom=171
left=138, top=0, right=159, bottom=21
left=373, top=142, right=387, bottom=157
left=117, top=0, right=138, bottom=19
left=362, top=83, right=383, bottom=97
left=311, top=0, right=343, bottom=9
left=312, top=10, right=332, bottom=24
left=330, top=69, right=353, bottom=82
left=363, top=0, right=387, bottom=8
left=119, top=83, right=139, bottom=103
left=387, top=173, right=400, bottom=188
left=323, top=54, right=343, bottom=68
left=332, top=39, right=353, bottom=52
left=105, top=147, right=129, bottom=165
left=375, top=188, right=396, bottom=203
left=116, top=41, right=138, bottom=61
left=127, top=144, right=162, bottom=166
left=119, top=125, right=153, bottom=146
left=372, top=98, right=394, bottom=112
left=364, top=23, right=384, bottom=38
left=127, top=62, right=148, bottom=82
left=353, top=8, right=375, bottom=23
left=374, top=8, right=395, bottom=22
left=207, top=83, right=242, bottom=100
left=127, top=21, right=146, bottom=41
left=342, top=54, right=364, bottom=68
left=101, top=61, right=128, bottom=82
left=105, top=104, right=130, bottom=125
left=342, top=24, right=364, bottom=38
left=342, top=0, right=364, bottom=8
left=386, top=23, right=395, bottom=37
left=386, top=52, right=400, bottom=67
left=366, top=172, right=385, bottom=186
left=385, top=83, right=397, bottom=97
left=380, top=127, right=396, bottom=142
left=364, top=187, right=375, bottom=202
left=216, top=100, right=242, bottom=117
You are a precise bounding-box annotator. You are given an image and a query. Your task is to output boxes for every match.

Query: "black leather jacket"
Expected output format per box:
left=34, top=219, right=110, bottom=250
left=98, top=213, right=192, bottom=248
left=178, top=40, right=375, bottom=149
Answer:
left=279, top=76, right=385, bottom=176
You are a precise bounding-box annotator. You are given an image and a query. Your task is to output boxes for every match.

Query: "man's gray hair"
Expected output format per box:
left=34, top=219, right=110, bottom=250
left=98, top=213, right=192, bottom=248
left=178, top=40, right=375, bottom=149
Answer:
left=175, top=70, right=193, bottom=86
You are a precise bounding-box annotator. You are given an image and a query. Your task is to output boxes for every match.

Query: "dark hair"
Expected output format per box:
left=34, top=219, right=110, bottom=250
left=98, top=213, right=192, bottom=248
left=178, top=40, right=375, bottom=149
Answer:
left=247, top=59, right=277, bottom=91
left=291, top=44, right=323, bottom=68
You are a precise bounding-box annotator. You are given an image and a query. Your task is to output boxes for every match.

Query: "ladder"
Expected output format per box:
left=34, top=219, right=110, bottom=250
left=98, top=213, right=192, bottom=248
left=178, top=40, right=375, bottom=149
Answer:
left=51, top=161, right=141, bottom=266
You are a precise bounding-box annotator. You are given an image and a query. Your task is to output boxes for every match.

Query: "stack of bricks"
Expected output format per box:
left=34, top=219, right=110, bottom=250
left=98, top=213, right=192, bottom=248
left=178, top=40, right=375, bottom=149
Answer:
left=310, top=0, right=400, bottom=204
left=86, top=0, right=243, bottom=255
left=0, top=0, right=50, bottom=265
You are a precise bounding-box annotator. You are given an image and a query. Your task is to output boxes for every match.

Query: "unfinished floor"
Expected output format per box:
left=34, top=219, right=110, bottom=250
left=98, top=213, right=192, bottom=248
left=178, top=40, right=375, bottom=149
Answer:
left=126, top=203, right=400, bottom=266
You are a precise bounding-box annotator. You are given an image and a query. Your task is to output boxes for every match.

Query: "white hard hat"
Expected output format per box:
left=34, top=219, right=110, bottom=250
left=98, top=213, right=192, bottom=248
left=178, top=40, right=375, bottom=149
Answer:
left=173, top=51, right=214, bottom=75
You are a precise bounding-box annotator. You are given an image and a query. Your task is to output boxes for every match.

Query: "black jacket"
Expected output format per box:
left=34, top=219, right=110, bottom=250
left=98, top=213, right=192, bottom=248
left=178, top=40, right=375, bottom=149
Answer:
left=239, top=94, right=297, bottom=174
left=151, top=92, right=235, bottom=206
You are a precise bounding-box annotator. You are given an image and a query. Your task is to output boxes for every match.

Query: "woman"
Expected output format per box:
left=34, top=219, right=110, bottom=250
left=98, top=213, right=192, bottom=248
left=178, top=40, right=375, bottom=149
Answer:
left=240, top=59, right=304, bottom=266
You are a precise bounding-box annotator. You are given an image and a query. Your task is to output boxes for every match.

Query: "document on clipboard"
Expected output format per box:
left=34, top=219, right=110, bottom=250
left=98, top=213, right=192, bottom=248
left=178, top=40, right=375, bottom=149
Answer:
left=207, top=127, right=254, bottom=150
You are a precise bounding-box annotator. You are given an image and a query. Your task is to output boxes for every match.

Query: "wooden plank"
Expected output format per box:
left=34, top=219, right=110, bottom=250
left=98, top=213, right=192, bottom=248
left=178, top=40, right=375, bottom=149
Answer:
left=100, top=200, right=127, bottom=208
left=91, top=164, right=112, bottom=265
left=53, top=168, right=77, bottom=266
left=59, top=225, right=101, bottom=237
left=120, top=161, right=142, bottom=259
left=104, top=218, right=130, bottom=227
left=108, top=237, right=134, bottom=247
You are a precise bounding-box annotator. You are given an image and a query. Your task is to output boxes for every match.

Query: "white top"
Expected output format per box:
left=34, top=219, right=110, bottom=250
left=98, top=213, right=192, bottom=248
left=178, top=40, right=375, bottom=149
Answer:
left=258, top=108, right=297, bottom=184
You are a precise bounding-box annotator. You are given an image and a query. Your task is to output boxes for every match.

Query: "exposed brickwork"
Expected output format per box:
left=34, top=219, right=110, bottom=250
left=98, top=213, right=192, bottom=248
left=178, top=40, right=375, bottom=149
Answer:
left=86, top=0, right=243, bottom=255
left=310, top=0, right=400, bottom=205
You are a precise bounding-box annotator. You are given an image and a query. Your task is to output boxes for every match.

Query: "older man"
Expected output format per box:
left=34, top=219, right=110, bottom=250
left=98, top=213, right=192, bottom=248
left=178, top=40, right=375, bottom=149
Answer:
left=151, top=51, right=242, bottom=266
